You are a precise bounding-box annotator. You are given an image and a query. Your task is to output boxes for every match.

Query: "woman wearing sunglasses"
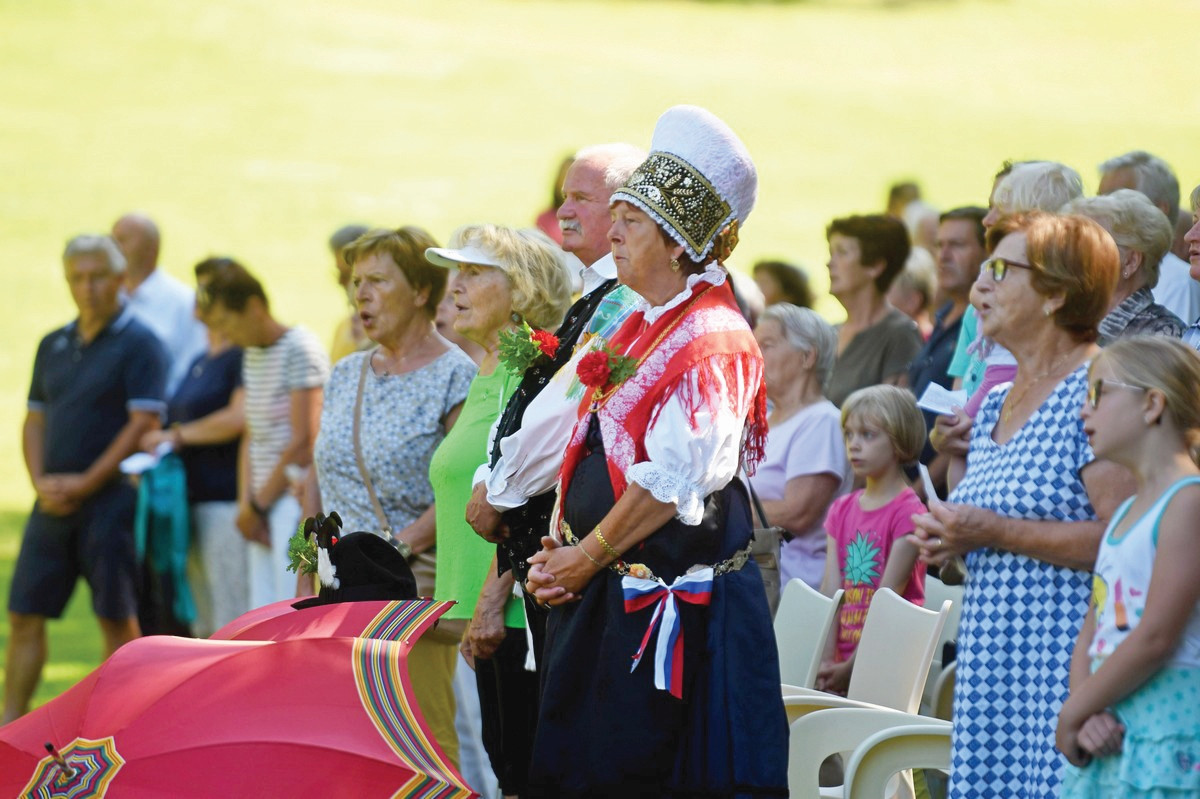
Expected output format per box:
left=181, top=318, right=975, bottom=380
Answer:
left=910, top=211, right=1135, bottom=799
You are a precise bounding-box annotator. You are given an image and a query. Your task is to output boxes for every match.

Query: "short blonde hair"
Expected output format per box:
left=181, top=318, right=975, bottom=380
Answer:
left=1063, top=190, right=1172, bottom=288
left=448, top=224, right=573, bottom=331
left=1092, top=336, right=1200, bottom=465
left=840, top=385, right=927, bottom=465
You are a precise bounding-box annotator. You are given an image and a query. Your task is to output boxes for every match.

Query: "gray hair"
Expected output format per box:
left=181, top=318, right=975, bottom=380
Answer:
left=574, top=142, right=648, bottom=193
left=994, top=161, right=1084, bottom=214
left=1063, top=190, right=1173, bottom=288
left=329, top=223, right=370, bottom=254
left=1099, top=150, right=1180, bottom=224
left=63, top=234, right=126, bottom=273
left=760, top=303, right=838, bottom=392
left=1190, top=184, right=1200, bottom=212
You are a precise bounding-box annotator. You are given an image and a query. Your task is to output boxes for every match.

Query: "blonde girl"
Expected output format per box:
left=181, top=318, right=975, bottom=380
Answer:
left=817, top=385, right=928, bottom=694
left=1058, top=336, right=1200, bottom=797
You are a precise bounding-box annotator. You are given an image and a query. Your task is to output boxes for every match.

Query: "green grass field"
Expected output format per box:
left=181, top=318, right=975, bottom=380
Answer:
left=2, top=0, right=1198, bottom=711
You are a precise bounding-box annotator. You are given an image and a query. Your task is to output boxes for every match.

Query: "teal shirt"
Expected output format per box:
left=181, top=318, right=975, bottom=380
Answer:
left=947, top=306, right=986, bottom=397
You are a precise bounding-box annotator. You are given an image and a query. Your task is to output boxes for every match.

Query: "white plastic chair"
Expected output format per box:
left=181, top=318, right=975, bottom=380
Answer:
left=788, top=707, right=951, bottom=799
left=782, top=588, right=952, bottom=799
left=782, top=588, right=951, bottom=722
left=844, top=716, right=952, bottom=799
left=920, top=574, right=962, bottom=715
left=774, top=578, right=843, bottom=688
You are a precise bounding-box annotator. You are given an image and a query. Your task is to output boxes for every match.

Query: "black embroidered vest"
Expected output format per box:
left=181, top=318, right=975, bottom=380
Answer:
left=492, top=277, right=619, bottom=580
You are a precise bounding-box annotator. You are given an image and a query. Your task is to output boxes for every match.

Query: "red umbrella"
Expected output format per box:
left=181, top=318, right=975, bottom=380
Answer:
left=0, top=602, right=476, bottom=798
left=210, top=597, right=455, bottom=645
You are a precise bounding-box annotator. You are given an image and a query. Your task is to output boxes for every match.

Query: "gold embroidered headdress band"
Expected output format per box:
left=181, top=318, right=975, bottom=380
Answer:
left=610, top=105, right=757, bottom=265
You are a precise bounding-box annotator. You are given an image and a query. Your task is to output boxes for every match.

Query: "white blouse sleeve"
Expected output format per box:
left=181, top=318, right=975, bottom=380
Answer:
left=626, top=358, right=753, bottom=526
left=482, top=338, right=602, bottom=510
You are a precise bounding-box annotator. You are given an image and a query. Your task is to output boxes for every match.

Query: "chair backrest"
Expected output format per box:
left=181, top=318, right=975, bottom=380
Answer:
left=920, top=574, right=962, bottom=712
left=774, top=579, right=843, bottom=688
left=845, top=718, right=952, bottom=799
left=847, top=588, right=951, bottom=714
left=922, top=575, right=963, bottom=656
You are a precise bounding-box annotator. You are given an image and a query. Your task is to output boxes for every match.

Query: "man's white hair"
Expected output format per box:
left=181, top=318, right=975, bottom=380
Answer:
left=573, top=143, right=648, bottom=193
left=1099, top=150, right=1180, bottom=223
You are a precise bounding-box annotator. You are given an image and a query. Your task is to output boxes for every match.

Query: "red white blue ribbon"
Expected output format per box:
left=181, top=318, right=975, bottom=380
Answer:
left=621, top=568, right=713, bottom=699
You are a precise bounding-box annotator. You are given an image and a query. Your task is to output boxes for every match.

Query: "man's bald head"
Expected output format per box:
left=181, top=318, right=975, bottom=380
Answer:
left=111, top=212, right=161, bottom=279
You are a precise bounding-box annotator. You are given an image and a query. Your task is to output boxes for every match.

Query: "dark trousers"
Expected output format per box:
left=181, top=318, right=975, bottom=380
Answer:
left=475, top=626, right=539, bottom=797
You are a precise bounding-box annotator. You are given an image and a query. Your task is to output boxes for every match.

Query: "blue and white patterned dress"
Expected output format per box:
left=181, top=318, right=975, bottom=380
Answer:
left=948, top=364, right=1096, bottom=799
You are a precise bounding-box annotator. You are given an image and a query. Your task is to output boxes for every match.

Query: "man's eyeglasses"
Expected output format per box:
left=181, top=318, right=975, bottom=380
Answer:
left=1087, top=379, right=1146, bottom=409
left=980, top=257, right=1034, bottom=283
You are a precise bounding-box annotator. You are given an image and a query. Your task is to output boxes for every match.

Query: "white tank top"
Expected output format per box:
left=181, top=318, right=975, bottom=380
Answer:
left=1089, top=476, right=1200, bottom=668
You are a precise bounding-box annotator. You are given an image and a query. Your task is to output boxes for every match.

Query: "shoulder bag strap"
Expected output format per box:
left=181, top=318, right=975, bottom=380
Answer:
left=744, top=471, right=770, bottom=528
left=353, top=348, right=393, bottom=539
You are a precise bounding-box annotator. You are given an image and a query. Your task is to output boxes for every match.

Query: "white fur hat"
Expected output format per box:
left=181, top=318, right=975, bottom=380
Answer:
left=611, top=105, right=757, bottom=264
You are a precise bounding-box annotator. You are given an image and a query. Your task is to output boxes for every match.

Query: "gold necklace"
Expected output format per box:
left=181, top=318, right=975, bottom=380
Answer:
left=1002, top=349, right=1076, bottom=423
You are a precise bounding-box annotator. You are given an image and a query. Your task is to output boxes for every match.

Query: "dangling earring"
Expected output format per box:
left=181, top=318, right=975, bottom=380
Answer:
left=670, top=258, right=681, bottom=273
left=510, top=311, right=523, bottom=324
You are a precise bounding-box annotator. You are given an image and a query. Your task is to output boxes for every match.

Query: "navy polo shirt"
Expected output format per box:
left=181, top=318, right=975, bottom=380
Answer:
left=908, top=302, right=964, bottom=465
left=28, top=305, right=168, bottom=475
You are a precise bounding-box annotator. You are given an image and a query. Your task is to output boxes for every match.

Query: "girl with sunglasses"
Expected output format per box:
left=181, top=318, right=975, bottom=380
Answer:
left=1057, top=336, right=1200, bottom=798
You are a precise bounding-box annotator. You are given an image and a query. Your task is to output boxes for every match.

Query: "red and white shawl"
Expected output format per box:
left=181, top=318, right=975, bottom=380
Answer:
left=554, top=273, right=767, bottom=536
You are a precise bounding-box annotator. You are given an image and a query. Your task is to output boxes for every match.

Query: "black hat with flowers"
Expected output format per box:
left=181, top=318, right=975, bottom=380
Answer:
left=292, top=513, right=417, bottom=609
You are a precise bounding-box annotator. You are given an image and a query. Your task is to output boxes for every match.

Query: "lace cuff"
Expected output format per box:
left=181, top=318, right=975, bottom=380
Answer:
left=626, top=461, right=705, bottom=526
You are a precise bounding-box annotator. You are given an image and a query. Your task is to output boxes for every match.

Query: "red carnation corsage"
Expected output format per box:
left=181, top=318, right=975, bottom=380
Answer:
left=498, top=322, right=558, bottom=374
left=576, top=341, right=637, bottom=402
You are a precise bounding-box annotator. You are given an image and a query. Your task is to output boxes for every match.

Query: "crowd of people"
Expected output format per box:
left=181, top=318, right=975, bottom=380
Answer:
left=5, top=105, right=1200, bottom=799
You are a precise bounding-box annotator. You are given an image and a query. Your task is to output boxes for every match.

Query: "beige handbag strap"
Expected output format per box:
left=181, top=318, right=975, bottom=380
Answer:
left=353, top=348, right=393, bottom=539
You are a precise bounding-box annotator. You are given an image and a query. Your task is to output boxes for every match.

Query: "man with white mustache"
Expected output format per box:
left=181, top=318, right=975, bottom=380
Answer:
left=464, top=142, right=645, bottom=660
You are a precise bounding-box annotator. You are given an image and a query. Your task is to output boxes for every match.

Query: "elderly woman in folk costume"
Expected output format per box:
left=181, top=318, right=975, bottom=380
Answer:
left=525, top=106, right=788, bottom=798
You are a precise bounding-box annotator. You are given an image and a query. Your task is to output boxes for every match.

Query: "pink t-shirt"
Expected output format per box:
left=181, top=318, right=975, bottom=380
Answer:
left=825, top=486, right=928, bottom=662
left=748, top=400, right=853, bottom=590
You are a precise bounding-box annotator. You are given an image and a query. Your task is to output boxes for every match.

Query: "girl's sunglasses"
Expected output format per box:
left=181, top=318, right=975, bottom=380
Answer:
left=1087, top=378, right=1146, bottom=409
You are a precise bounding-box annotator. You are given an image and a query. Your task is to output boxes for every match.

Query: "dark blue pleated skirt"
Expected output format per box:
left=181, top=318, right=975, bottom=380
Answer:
left=528, top=423, right=788, bottom=798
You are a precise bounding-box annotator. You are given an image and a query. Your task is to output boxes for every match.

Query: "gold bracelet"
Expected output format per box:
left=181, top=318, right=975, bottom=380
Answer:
left=594, top=528, right=621, bottom=560
left=577, top=539, right=604, bottom=569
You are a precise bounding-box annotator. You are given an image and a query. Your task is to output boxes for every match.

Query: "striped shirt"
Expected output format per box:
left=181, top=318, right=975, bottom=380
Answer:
left=244, top=326, right=329, bottom=491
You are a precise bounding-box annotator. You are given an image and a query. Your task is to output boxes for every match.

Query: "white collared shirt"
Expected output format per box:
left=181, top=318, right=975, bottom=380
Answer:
left=126, top=268, right=208, bottom=396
